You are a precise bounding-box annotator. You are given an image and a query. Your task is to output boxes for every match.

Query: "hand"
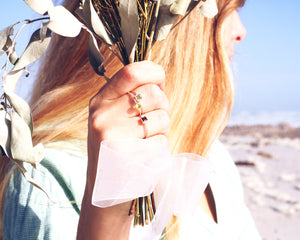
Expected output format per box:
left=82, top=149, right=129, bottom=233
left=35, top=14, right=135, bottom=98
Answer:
left=77, top=61, right=170, bottom=240
left=89, top=60, right=170, bottom=142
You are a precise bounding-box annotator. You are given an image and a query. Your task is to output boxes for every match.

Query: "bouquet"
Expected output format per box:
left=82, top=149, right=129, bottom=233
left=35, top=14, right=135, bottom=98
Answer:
left=0, top=0, right=217, bottom=226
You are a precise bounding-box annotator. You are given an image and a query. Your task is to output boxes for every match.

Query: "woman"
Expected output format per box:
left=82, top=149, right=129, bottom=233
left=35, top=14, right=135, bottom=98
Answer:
left=0, top=0, right=260, bottom=239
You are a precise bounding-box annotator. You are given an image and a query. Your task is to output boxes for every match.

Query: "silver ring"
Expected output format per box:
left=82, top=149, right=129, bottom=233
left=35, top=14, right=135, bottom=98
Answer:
left=128, top=91, right=143, bottom=116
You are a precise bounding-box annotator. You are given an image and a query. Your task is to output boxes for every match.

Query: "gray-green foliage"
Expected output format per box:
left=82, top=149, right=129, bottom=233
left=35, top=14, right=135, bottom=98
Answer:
left=12, top=28, right=52, bottom=72
left=119, top=0, right=139, bottom=62
left=0, top=0, right=218, bottom=200
left=0, top=26, right=14, bottom=51
left=87, top=34, right=106, bottom=75
left=76, top=0, right=113, bottom=46
left=24, top=0, right=54, bottom=15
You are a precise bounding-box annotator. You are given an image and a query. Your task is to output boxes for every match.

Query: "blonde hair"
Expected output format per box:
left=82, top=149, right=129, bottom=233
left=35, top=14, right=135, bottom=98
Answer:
left=0, top=0, right=245, bottom=238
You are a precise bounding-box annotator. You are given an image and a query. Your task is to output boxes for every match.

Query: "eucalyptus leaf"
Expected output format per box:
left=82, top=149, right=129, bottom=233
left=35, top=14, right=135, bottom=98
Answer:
left=0, top=110, right=11, bottom=157
left=33, top=143, right=45, bottom=163
left=119, top=0, right=139, bottom=62
left=9, top=51, right=18, bottom=65
left=10, top=111, right=35, bottom=163
left=2, top=36, right=13, bottom=52
left=0, top=51, right=5, bottom=59
left=2, top=36, right=19, bottom=65
left=0, top=25, right=14, bottom=50
left=24, top=0, right=54, bottom=15
left=88, top=35, right=105, bottom=75
left=3, top=68, right=25, bottom=92
left=76, top=0, right=113, bottom=45
left=154, top=6, right=177, bottom=41
left=40, top=22, right=50, bottom=41
left=11, top=158, right=55, bottom=203
left=170, top=0, right=192, bottom=15
left=4, top=89, right=33, bottom=133
left=12, top=28, right=51, bottom=72
left=48, top=6, right=83, bottom=37
left=199, top=0, right=218, bottom=18
left=160, top=0, right=175, bottom=5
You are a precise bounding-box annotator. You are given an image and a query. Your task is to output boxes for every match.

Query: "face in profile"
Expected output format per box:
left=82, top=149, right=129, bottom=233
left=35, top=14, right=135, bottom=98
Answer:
left=222, top=10, right=247, bottom=59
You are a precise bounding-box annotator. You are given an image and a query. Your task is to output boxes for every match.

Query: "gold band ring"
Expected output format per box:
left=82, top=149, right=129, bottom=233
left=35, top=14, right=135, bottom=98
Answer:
left=141, top=115, right=148, bottom=138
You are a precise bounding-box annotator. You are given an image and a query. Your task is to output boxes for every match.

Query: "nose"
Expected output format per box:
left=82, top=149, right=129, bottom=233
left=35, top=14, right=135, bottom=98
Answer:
left=232, top=11, right=247, bottom=43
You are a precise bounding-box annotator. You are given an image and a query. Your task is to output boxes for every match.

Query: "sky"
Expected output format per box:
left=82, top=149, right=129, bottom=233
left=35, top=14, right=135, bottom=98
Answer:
left=232, top=0, right=300, bottom=113
left=1, top=0, right=300, bottom=118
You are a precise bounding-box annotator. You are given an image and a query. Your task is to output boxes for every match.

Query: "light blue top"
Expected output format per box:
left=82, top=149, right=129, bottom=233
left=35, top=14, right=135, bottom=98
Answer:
left=3, top=146, right=87, bottom=240
left=2, top=141, right=261, bottom=239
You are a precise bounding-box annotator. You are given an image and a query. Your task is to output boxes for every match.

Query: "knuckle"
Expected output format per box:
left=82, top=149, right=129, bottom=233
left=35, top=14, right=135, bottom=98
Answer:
left=89, top=96, right=97, bottom=110
left=89, top=111, right=110, bottom=141
left=89, top=110, right=103, bottom=131
left=148, top=84, right=161, bottom=98
left=89, top=93, right=104, bottom=112
left=88, top=102, right=107, bottom=132
left=122, top=65, right=139, bottom=84
left=148, top=84, right=165, bottom=105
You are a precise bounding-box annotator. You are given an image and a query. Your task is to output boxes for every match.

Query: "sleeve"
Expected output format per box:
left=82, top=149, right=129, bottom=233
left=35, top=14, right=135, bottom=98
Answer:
left=2, top=148, right=87, bottom=240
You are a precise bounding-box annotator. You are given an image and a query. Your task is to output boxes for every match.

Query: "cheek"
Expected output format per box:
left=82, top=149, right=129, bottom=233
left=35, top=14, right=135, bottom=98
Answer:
left=222, top=12, right=239, bottom=58
left=223, top=24, right=234, bottom=58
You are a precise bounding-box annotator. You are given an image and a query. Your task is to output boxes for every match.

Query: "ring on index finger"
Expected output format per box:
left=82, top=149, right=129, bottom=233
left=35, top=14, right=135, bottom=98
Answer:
left=128, top=91, right=143, bottom=116
left=128, top=91, right=149, bottom=138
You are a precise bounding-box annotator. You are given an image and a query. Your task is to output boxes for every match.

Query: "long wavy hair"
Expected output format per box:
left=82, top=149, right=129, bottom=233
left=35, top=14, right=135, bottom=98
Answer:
left=0, top=0, right=245, bottom=238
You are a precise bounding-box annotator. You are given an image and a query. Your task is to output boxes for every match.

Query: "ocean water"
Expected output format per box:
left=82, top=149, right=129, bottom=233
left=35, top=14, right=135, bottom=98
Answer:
left=228, top=111, right=300, bottom=127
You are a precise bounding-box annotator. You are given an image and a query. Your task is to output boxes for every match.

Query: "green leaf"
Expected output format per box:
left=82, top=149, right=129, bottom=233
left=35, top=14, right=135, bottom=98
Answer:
left=10, top=111, right=35, bottom=163
left=1, top=36, right=19, bottom=65
left=88, top=35, right=105, bottom=75
left=3, top=69, right=25, bottom=92
left=119, top=0, right=139, bottom=62
left=9, top=51, right=18, bottom=65
left=0, top=25, right=14, bottom=50
left=0, top=51, right=5, bottom=59
left=154, top=6, right=177, bottom=41
left=24, top=0, right=54, bottom=15
left=0, top=110, right=11, bottom=157
left=2, top=36, right=13, bottom=52
left=33, top=143, right=45, bottom=163
left=4, top=89, right=33, bottom=133
left=40, top=22, right=50, bottom=41
left=198, top=0, right=218, bottom=18
left=12, top=28, right=52, bottom=72
left=76, top=0, right=113, bottom=45
left=155, top=0, right=214, bottom=41
left=48, top=6, right=83, bottom=37
left=11, top=158, right=55, bottom=203
left=170, top=0, right=191, bottom=15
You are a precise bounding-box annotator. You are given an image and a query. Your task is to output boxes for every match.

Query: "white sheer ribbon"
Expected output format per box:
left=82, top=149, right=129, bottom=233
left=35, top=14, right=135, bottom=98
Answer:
left=92, top=139, right=212, bottom=239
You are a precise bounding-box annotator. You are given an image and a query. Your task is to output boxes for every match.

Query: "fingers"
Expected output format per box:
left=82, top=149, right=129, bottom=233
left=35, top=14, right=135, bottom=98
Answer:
left=100, top=61, right=165, bottom=100
left=118, top=84, right=170, bottom=118
left=91, top=109, right=169, bottom=140
left=137, top=109, right=170, bottom=138
left=89, top=61, right=169, bottom=142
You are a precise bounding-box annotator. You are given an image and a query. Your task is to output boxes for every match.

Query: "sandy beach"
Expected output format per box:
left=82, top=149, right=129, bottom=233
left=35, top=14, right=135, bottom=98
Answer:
left=221, top=123, right=300, bottom=240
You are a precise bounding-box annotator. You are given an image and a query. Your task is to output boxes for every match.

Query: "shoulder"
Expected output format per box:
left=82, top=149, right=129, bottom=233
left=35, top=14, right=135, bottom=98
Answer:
left=208, top=139, right=244, bottom=200
left=2, top=146, right=87, bottom=240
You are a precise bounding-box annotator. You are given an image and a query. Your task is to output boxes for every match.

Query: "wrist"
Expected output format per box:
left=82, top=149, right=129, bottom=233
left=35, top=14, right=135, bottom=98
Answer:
left=77, top=188, right=133, bottom=240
